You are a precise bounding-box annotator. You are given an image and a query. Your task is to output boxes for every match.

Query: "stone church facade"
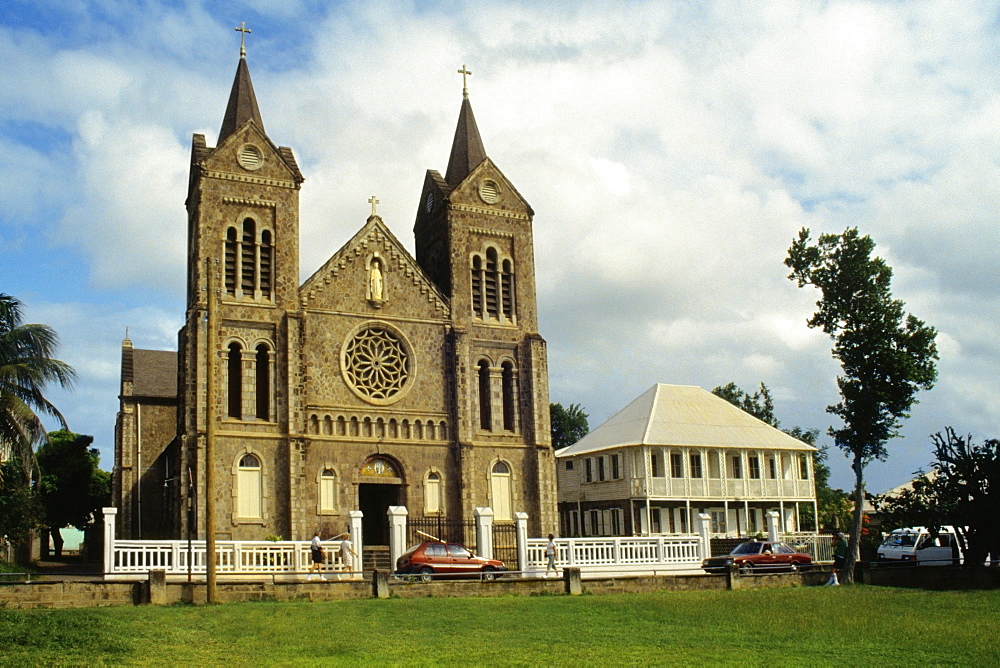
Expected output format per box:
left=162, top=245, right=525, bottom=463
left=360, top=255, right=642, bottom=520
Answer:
left=113, top=50, right=557, bottom=544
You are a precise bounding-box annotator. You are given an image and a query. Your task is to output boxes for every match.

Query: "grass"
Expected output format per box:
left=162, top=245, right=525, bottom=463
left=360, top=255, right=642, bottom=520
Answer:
left=1, top=586, right=997, bottom=666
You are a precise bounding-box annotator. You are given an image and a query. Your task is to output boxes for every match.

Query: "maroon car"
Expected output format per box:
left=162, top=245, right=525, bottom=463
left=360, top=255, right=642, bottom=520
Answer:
left=701, top=541, right=812, bottom=573
left=395, top=541, right=506, bottom=581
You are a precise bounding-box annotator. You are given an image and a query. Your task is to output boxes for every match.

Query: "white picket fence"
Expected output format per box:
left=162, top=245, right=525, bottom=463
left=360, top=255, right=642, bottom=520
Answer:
left=100, top=507, right=828, bottom=580
left=523, top=536, right=704, bottom=577
left=107, top=539, right=351, bottom=580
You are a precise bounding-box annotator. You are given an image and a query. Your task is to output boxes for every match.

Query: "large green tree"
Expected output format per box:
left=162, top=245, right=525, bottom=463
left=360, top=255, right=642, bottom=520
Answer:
left=36, top=430, right=111, bottom=557
left=786, top=228, right=938, bottom=583
left=876, top=428, right=999, bottom=568
left=550, top=403, right=589, bottom=450
left=711, top=382, right=850, bottom=531
left=0, top=293, right=75, bottom=483
left=0, top=459, right=44, bottom=553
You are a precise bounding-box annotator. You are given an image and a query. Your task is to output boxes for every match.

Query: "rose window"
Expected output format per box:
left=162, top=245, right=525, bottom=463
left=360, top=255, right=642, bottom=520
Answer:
left=342, top=324, right=411, bottom=403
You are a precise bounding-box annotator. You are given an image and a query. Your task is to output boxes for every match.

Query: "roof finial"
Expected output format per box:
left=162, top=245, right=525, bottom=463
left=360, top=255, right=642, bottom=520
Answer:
left=457, top=64, right=472, bottom=98
left=235, top=22, right=251, bottom=58
left=368, top=195, right=380, bottom=217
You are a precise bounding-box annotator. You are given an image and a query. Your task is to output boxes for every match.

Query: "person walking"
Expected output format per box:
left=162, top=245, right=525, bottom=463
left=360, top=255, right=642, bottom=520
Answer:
left=339, top=530, right=359, bottom=579
left=545, top=534, right=557, bottom=577
left=308, top=530, right=327, bottom=581
left=826, top=531, right=848, bottom=586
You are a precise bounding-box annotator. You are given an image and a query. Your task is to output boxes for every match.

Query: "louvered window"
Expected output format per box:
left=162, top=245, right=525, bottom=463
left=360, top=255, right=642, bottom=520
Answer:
left=259, top=230, right=272, bottom=298
left=501, top=259, right=514, bottom=319
left=241, top=219, right=256, bottom=293
left=471, top=255, right=484, bottom=318
left=224, top=227, right=238, bottom=295
left=484, top=249, right=499, bottom=318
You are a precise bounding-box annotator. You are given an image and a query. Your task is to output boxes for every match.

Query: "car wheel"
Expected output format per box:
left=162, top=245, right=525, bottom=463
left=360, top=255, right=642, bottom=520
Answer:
left=419, top=567, right=434, bottom=583
left=482, top=566, right=497, bottom=581
left=739, top=562, right=754, bottom=575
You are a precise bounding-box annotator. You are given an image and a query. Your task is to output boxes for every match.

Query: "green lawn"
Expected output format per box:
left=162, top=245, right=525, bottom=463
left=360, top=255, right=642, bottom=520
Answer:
left=1, top=586, right=996, bottom=666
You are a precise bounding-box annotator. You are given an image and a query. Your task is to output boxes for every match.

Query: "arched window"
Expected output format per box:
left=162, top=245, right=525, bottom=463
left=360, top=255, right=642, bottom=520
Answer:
left=484, top=248, right=499, bottom=319
left=501, top=361, right=516, bottom=431
left=259, top=229, right=273, bottom=298
left=478, top=360, right=492, bottom=431
left=241, top=219, right=256, bottom=294
left=501, top=259, right=514, bottom=320
left=255, top=344, right=270, bottom=421
left=237, top=453, right=262, bottom=519
left=425, top=471, right=442, bottom=514
left=224, top=227, right=238, bottom=296
left=471, top=255, right=484, bottom=318
left=319, top=468, right=336, bottom=513
left=227, top=342, right=242, bottom=419
left=490, top=461, right=512, bottom=521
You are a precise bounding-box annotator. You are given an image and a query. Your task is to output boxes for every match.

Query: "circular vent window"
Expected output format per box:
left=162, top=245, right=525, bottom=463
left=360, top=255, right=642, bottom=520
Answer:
left=478, top=180, right=500, bottom=204
left=238, top=144, right=263, bottom=171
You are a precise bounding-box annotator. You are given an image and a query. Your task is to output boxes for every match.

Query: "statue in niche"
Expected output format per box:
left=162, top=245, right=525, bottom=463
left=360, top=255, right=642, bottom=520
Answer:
left=369, top=258, right=384, bottom=302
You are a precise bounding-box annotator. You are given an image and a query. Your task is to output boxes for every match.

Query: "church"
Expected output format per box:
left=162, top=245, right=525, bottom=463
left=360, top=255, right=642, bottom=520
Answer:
left=113, top=39, right=558, bottom=547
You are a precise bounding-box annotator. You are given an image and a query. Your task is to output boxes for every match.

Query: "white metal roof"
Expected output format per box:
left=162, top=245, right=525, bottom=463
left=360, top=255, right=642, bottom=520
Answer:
left=555, top=384, right=817, bottom=457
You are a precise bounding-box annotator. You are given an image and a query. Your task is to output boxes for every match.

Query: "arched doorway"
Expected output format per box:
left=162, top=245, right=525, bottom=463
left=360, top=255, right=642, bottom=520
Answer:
left=357, top=455, right=403, bottom=545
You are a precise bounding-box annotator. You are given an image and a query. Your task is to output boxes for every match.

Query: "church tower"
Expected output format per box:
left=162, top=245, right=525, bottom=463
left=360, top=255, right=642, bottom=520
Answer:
left=414, top=67, right=557, bottom=534
left=177, top=33, right=305, bottom=540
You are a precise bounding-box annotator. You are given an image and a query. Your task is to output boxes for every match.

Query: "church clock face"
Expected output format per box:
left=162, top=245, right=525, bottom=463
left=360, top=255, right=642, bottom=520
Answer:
left=340, top=321, right=414, bottom=405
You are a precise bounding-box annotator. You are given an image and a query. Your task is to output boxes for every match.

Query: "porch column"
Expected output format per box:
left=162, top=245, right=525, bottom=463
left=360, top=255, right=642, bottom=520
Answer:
left=475, top=507, right=495, bottom=559
left=387, top=506, right=408, bottom=566
left=766, top=510, right=780, bottom=542
left=102, top=507, right=117, bottom=575
left=515, top=512, right=529, bottom=577
left=349, top=510, right=363, bottom=576
left=697, top=513, right=712, bottom=560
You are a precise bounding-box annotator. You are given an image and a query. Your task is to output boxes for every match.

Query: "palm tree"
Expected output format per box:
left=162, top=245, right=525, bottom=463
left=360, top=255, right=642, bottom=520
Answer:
left=0, top=293, right=75, bottom=483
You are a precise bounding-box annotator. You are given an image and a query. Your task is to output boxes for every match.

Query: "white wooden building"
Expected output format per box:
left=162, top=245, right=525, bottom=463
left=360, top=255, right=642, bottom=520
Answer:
left=555, top=384, right=818, bottom=538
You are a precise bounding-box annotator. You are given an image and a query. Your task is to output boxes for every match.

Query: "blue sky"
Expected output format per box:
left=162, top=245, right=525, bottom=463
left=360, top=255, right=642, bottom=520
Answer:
left=2, top=0, right=999, bottom=495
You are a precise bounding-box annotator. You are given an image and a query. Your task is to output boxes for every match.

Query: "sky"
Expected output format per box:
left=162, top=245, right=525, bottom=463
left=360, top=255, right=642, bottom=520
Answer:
left=1, top=0, right=998, bottom=496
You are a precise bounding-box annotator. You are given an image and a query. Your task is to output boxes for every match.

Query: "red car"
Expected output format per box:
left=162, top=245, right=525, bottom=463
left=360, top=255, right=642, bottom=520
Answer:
left=701, top=541, right=812, bottom=573
left=395, top=541, right=506, bottom=581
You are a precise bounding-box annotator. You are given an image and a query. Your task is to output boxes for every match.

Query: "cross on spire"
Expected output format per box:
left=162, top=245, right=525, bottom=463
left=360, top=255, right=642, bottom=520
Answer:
left=457, top=64, right=472, bottom=98
left=369, top=195, right=380, bottom=217
left=235, top=22, right=251, bottom=58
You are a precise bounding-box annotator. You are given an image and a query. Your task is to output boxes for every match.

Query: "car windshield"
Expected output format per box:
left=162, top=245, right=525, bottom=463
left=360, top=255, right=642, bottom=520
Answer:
left=731, top=542, right=763, bottom=555
left=882, top=533, right=918, bottom=547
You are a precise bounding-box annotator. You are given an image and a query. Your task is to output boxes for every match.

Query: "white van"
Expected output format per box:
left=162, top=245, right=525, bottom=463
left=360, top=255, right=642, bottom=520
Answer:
left=877, top=527, right=959, bottom=565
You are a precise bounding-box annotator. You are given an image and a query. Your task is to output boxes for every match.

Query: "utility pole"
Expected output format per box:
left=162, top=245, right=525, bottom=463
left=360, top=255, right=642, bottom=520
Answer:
left=205, top=257, right=218, bottom=603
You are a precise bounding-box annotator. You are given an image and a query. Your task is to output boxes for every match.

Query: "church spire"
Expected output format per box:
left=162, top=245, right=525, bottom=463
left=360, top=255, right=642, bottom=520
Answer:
left=218, top=23, right=264, bottom=144
left=444, top=65, right=487, bottom=187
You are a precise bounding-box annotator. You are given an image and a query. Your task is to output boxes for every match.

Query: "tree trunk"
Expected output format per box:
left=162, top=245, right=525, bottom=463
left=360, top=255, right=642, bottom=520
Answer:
left=845, top=453, right=865, bottom=585
left=51, top=526, right=64, bottom=559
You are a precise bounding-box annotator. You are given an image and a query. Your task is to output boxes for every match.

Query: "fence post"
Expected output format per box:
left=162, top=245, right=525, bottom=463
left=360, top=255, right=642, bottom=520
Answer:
left=102, top=507, right=117, bottom=575
left=697, top=513, right=712, bottom=561
left=475, top=507, right=495, bottom=559
left=515, top=512, right=529, bottom=577
left=349, top=510, right=364, bottom=577
left=766, top=510, right=780, bottom=542
left=388, top=506, right=408, bottom=568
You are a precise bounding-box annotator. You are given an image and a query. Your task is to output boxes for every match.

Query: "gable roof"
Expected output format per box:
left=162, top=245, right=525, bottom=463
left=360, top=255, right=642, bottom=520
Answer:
left=555, top=384, right=816, bottom=457
left=300, top=214, right=450, bottom=316
left=128, top=349, right=178, bottom=399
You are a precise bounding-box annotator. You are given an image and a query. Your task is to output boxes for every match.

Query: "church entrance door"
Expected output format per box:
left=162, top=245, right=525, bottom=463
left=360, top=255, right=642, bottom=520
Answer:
left=359, top=483, right=399, bottom=545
